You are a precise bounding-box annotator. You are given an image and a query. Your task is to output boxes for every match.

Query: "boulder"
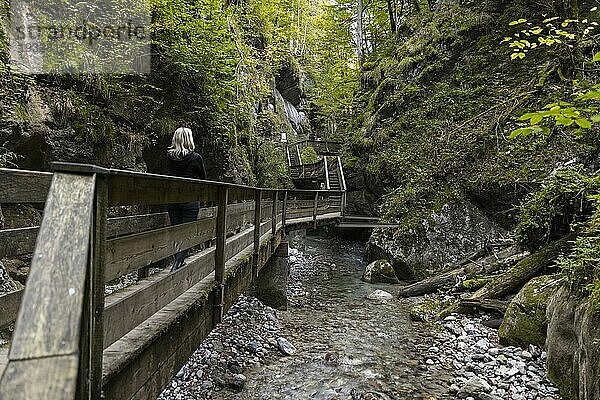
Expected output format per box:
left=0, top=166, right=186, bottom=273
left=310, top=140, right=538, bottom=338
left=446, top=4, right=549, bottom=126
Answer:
left=0, top=261, right=24, bottom=294
left=366, top=290, right=394, bottom=301
left=362, top=259, right=399, bottom=284
left=546, top=286, right=600, bottom=400
left=365, top=199, right=504, bottom=280
left=498, top=275, right=559, bottom=348
left=457, top=376, right=492, bottom=398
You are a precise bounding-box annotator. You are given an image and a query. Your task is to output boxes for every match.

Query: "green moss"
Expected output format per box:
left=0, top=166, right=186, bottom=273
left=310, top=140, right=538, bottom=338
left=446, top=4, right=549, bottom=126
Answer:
left=498, top=275, right=557, bottom=348
left=410, top=297, right=450, bottom=322
left=458, top=277, right=490, bottom=291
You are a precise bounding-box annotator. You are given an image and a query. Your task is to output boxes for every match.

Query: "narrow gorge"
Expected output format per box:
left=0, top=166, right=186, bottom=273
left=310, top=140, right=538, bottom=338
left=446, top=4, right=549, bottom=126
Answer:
left=0, top=0, right=599, bottom=399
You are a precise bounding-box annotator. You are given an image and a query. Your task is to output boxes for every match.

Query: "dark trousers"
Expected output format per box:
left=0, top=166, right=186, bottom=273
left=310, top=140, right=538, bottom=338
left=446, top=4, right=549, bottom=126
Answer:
left=168, top=202, right=199, bottom=270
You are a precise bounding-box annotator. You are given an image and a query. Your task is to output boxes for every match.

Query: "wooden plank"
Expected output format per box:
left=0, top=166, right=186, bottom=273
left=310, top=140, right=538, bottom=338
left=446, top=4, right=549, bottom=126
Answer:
left=253, top=190, right=262, bottom=279
left=0, top=290, right=23, bottom=328
left=107, top=174, right=253, bottom=206
left=88, top=175, right=108, bottom=398
left=0, top=227, right=38, bottom=258
left=0, top=169, right=53, bottom=204
left=271, top=191, right=278, bottom=236
left=9, top=173, right=95, bottom=360
left=106, top=202, right=250, bottom=239
left=105, top=218, right=216, bottom=282
left=102, top=228, right=282, bottom=400
left=103, top=219, right=267, bottom=349
left=103, top=249, right=215, bottom=348
left=0, top=355, right=79, bottom=399
left=107, top=213, right=171, bottom=238
left=213, top=187, right=228, bottom=324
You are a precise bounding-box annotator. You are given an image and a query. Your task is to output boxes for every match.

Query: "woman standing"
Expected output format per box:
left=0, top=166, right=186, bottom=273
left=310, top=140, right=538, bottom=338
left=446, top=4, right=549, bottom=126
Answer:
left=167, top=127, right=207, bottom=271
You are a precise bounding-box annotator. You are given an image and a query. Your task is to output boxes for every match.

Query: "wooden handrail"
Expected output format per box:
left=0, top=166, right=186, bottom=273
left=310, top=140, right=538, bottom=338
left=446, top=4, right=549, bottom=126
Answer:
left=0, top=163, right=346, bottom=400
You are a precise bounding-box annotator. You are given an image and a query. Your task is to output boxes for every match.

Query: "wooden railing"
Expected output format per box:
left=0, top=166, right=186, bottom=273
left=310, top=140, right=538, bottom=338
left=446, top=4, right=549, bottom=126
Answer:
left=0, top=163, right=343, bottom=399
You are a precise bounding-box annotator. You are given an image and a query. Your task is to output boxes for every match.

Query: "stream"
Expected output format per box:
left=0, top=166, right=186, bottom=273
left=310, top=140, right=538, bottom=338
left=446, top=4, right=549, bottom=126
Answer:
left=160, top=234, right=559, bottom=400
left=219, top=235, right=455, bottom=399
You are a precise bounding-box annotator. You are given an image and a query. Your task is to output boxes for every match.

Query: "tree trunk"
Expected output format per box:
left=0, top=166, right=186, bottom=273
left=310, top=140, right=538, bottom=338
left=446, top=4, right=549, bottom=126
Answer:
left=398, top=246, right=524, bottom=298
left=386, top=0, right=397, bottom=33
left=357, top=0, right=364, bottom=73
left=469, top=233, right=574, bottom=300
left=437, top=234, right=575, bottom=319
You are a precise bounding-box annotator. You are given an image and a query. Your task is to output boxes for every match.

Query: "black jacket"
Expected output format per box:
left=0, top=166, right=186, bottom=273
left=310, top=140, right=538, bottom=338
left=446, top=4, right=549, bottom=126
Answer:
left=168, top=151, right=207, bottom=180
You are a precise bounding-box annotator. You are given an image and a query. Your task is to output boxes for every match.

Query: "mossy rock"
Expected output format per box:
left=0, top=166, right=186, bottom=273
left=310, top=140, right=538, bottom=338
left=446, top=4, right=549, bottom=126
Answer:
left=498, top=274, right=559, bottom=348
left=362, top=259, right=399, bottom=284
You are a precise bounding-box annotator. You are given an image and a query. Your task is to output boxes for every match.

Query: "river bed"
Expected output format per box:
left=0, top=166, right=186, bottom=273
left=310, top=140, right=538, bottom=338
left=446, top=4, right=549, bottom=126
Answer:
left=159, top=235, right=560, bottom=400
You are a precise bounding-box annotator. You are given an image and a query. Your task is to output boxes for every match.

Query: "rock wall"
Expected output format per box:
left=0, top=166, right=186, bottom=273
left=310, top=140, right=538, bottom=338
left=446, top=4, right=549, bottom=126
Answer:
left=365, top=199, right=505, bottom=280
left=546, top=286, right=600, bottom=400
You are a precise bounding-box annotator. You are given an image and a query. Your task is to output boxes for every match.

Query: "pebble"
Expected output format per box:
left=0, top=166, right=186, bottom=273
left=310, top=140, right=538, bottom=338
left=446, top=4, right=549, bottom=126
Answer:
left=157, top=294, right=284, bottom=399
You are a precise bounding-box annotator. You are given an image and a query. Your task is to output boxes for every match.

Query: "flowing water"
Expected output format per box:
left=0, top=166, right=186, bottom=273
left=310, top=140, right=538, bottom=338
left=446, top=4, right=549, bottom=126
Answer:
left=221, top=235, right=456, bottom=400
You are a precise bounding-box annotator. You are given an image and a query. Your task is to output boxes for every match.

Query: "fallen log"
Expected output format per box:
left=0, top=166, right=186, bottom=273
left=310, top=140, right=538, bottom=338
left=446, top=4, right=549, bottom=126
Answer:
left=459, top=299, right=509, bottom=315
left=398, top=246, right=524, bottom=297
left=468, top=233, right=574, bottom=300
left=437, top=233, right=575, bottom=319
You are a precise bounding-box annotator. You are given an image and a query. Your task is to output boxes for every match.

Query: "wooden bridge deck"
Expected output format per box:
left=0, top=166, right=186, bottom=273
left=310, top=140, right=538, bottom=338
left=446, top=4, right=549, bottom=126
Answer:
left=0, top=164, right=344, bottom=400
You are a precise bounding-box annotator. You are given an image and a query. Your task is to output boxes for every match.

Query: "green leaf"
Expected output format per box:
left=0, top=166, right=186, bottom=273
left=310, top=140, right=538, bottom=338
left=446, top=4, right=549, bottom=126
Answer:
left=593, top=52, right=600, bottom=63
left=591, top=114, right=600, bottom=123
left=556, top=115, right=574, bottom=126
left=576, top=118, right=592, bottom=129
left=530, top=114, right=543, bottom=125
left=509, top=127, right=535, bottom=138
left=543, top=17, right=560, bottom=23
left=509, top=19, right=528, bottom=26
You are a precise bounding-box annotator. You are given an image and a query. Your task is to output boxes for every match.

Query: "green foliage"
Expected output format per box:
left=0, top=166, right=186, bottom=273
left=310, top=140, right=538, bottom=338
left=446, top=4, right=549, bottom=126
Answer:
left=516, top=165, right=600, bottom=248
left=505, top=13, right=600, bottom=137
left=300, top=146, right=319, bottom=164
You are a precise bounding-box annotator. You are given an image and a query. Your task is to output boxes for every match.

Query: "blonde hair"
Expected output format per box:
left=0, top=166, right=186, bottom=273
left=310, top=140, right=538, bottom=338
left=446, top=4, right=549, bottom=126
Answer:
left=168, top=127, right=195, bottom=158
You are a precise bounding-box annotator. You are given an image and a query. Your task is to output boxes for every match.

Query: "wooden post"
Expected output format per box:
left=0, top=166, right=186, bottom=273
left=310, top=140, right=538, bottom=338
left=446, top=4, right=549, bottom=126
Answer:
left=324, top=157, right=330, bottom=190
left=252, top=189, right=262, bottom=280
left=88, top=174, right=107, bottom=400
left=271, top=191, right=278, bottom=237
left=313, top=192, right=319, bottom=229
left=214, top=187, right=228, bottom=325
left=296, top=144, right=302, bottom=166
left=282, top=191, right=288, bottom=228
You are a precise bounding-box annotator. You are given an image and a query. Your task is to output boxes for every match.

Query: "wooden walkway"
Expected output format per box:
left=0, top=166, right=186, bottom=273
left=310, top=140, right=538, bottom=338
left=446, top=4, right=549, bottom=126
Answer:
left=0, top=163, right=343, bottom=400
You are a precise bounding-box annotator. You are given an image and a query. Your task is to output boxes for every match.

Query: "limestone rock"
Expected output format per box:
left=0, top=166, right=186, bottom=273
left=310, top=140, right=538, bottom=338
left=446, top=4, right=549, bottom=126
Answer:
left=365, top=199, right=504, bottom=280
left=362, top=259, right=399, bottom=284
left=0, top=261, right=24, bottom=294
left=277, top=337, right=296, bottom=356
left=498, top=275, right=558, bottom=348
left=546, top=286, right=600, bottom=400
left=457, top=376, right=492, bottom=398
left=366, top=290, right=393, bottom=301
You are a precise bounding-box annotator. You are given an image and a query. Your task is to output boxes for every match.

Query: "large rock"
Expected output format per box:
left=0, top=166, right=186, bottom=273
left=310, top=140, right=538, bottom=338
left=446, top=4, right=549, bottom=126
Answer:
left=546, top=286, right=600, bottom=400
left=365, top=199, right=504, bottom=280
left=362, top=259, right=399, bottom=284
left=498, top=275, right=558, bottom=348
left=1, top=261, right=24, bottom=294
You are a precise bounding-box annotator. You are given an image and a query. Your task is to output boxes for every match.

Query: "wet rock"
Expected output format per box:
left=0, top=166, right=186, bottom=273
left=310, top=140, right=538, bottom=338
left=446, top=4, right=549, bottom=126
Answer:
left=366, top=289, right=393, bottom=300
left=546, top=285, right=600, bottom=400
left=365, top=199, right=505, bottom=279
left=457, top=377, right=492, bottom=398
left=277, top=337, right=296, bottom=356
left=0, top=261, right=23, bottom=294
left=229, top=373, right=246, bottom=392
left=498, top=275, right=558, bottom=348
left=362, top=259, right=399, bottom=284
